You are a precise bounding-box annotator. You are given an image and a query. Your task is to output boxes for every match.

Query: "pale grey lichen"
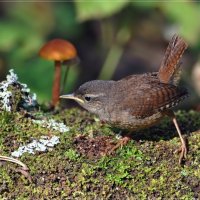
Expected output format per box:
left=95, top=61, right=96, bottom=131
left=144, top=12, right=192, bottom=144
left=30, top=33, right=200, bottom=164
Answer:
left=11, top=136, right=60, bottom=158
left=32, top=119, right=69, bottom=133
left=0, top=69, right=37, bottom=111
left=0, top=90, right=12, bottom=111
left=6, top=69, right=18, bottom=82
left=11, top=118, right=69, bottom=157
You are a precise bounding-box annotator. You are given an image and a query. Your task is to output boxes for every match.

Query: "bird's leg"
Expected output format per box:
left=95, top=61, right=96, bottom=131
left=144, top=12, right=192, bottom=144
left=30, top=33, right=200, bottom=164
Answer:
left=172, top=117, right=187, bottom=164
left=165, top=110, right=187, bottom=164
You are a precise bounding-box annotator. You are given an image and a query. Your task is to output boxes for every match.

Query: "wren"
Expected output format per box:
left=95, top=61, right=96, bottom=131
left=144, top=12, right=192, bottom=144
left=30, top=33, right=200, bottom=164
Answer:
left=60, top=35, right=188, bottom=164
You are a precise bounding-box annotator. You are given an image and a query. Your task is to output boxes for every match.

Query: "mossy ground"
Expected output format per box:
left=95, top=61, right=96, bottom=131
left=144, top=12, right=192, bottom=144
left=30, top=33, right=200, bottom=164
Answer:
left=0, top=108, right=200, bottom=199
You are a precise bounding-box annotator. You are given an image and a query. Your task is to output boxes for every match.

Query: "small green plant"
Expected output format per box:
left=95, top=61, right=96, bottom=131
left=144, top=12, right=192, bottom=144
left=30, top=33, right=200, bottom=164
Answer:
left=0, top=111, right=14, bottom=128
left=97, top=148, right=136, bottom=185
left=106, top=161, right=132, bottom=185
left=118, top=143, right=143, bottom=160
left=64, top=149, right=79, bottom=161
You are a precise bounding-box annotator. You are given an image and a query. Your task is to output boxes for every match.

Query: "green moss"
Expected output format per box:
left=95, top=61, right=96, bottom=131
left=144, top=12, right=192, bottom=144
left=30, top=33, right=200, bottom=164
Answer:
left=64, top=149, right=79, bottom=161
left=0, top=108, right=200, bottom=199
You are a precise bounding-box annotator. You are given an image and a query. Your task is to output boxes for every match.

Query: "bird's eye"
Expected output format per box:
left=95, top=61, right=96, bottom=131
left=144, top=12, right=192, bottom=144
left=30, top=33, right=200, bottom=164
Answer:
left=84, top=96, right=91, bottom=102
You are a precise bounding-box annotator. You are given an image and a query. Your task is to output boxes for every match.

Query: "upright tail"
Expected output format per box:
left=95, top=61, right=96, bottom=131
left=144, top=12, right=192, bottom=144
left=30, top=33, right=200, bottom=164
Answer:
left=158, top=35, right=188, bottom=85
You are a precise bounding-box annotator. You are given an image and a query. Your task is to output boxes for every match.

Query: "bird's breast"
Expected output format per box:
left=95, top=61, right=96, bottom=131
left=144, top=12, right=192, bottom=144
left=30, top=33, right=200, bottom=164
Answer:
left=107, top=111, right=164, bottom=131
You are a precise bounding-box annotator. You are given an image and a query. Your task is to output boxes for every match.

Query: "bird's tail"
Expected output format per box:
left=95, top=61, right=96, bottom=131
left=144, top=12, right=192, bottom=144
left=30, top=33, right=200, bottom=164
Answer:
left=158, top=35, right=188, bottom=85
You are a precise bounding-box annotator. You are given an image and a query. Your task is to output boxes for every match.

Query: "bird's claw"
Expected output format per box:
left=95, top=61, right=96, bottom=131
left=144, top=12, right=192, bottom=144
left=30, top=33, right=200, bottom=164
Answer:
left=104, top=136, right=131, bottom=156
left=174, top=142, right=187, bottom=165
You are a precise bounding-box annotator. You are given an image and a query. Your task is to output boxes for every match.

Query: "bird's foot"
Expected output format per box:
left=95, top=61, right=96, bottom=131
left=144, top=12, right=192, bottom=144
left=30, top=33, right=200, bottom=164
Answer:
left=104, top=136, right=131, bottom=155
left=174, top=140, right=187, bottom=165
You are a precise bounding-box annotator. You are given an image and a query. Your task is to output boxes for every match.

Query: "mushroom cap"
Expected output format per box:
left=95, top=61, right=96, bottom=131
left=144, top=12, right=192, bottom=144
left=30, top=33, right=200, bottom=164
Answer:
left=39, top=39, right=77, bottom=61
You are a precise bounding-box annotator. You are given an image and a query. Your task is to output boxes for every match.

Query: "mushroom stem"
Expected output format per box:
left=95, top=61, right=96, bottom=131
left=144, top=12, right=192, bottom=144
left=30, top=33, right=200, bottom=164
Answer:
left=52, top=60, right=62, bottom=106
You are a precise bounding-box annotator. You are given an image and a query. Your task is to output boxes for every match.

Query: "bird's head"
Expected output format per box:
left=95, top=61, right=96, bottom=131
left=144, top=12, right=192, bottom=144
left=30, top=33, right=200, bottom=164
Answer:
left=60, top=80, right=114, bottom=115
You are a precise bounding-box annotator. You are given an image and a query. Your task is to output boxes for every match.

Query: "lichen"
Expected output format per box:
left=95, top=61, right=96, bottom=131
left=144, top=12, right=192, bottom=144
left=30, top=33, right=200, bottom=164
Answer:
left=32, top=119, right=69, bottom=133
left=11, top=136, right=60, bottom=157
left=0, top=69, right=37, bottom=112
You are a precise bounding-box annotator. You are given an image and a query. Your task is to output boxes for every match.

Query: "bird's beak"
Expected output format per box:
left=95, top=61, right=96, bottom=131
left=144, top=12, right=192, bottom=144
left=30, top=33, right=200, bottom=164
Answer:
left=60, top=93, right=84, bottom=104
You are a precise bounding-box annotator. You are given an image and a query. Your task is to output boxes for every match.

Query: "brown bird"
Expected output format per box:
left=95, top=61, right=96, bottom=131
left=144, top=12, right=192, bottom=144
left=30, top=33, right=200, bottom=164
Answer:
left=60, top=35, right=188, bottom=164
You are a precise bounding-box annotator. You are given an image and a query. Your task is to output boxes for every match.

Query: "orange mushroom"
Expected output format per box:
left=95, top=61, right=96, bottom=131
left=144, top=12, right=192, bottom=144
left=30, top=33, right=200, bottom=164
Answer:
left=39, top=39, right=77, bottom=106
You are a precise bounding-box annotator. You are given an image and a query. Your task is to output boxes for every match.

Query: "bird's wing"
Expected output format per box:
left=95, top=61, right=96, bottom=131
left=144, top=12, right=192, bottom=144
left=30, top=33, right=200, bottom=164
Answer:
left=114, top=77, right=187, bottom=118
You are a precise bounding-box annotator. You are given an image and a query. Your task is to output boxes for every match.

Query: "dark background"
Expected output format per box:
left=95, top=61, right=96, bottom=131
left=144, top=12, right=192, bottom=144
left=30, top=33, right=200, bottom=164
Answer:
left=0, top=2, right=199, bottom=109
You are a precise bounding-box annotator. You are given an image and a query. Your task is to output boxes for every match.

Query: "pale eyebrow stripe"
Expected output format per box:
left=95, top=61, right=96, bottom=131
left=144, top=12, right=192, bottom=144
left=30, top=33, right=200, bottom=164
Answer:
left=85, top=93, right=105, bottom=98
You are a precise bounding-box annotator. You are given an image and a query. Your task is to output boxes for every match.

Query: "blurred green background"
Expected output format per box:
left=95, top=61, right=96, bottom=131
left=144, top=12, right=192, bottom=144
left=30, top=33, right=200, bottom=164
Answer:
left=0, top=1, right=200, bottom=108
